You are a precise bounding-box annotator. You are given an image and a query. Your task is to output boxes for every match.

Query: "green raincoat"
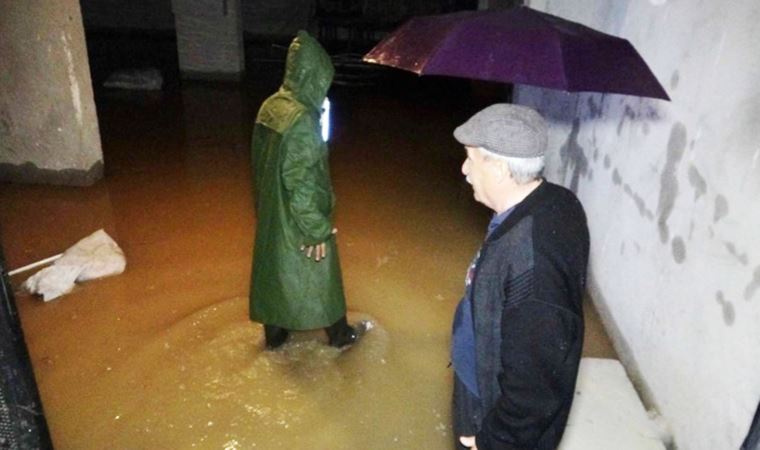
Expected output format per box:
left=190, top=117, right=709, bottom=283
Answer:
left=249, top=31, right=346, bottom=330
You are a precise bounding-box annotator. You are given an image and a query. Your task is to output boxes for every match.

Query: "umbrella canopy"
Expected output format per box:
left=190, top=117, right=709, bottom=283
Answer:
left=363, top=6, right=670, bottom=100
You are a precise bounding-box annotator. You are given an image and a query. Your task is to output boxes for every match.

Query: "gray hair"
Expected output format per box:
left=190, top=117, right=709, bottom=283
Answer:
left=479, top=147, right=545, bottom=184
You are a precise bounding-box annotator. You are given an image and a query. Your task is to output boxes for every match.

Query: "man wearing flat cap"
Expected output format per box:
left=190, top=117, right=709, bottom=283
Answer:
left=450, top=104, right=589, bottom=450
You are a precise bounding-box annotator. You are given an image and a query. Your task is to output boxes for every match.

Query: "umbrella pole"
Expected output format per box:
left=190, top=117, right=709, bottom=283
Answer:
left=8, top=254, right=63, bottom=277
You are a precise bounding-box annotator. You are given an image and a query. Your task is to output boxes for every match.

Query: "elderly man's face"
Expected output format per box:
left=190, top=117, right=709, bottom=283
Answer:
left=461, top=146, right=502, bottom=210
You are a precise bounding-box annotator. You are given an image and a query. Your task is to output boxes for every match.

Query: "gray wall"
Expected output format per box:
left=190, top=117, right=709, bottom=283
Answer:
left=519, top=1, right=760, bottom=449
left=0, top=0, right=103, bottom=186
left=172, top=0, right=245, bottom=79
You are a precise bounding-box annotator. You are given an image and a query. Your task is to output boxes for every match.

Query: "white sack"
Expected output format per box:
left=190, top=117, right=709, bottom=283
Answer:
left=24, top=229, right=126, bottom=301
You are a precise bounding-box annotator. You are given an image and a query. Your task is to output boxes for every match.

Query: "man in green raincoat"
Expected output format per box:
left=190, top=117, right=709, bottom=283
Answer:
left=249, top=31, right=358, bottom=350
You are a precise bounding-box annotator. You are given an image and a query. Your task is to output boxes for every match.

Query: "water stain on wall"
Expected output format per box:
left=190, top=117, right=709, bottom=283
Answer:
left=636, top=195, right=654, bottom=220
left=603, top=155, right=611, bottom=169
left=743, top=266, right=760, bottom=301
left=559, top=118, right=588, bottom=193
left=621, top=182, right=655, bottom=220
left=715, top=291, right=735, bottom=326
left=617, top=105, right=637, bottom=136
left=0, top=109, right=12, bottom=136
left=714, top=195, right=729, bottom=222
left=615, top=102, right=662, bottom=137
left=671, top=237, right=686, bottom=263
left=687, top=165, right=707, bottom=201
left=734, top=93, right=760, bottom=157
left=587, top=96, right=603, bottom=118
left=0, top=121, right=18, bottom=161
left=612, top=169, right=622, bottom=185
left=670, top=70, right=680, bottom=91
left=642, top=105, right=662, bottom=121
left=0, top=110, right=17, bottom=157
left=656, top=122, right=687, bottom=243
left=724, top=242, right=749, bottom=265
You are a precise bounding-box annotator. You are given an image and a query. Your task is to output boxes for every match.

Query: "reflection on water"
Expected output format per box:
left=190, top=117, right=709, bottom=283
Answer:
left=0, top=67, right=614, bottom=448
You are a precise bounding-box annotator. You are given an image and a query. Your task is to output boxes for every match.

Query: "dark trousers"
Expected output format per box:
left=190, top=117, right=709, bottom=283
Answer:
left=264, top=315, right=355, bottom=348
left=452, top=373, right=482, bottom=449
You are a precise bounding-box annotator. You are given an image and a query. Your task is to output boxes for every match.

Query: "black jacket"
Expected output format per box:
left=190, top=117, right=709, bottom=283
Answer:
left=453, top=181, right=590, bottom=450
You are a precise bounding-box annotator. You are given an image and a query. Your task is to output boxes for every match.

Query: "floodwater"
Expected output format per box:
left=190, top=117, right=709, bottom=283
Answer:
left=0, top=53, right=615, bottom=449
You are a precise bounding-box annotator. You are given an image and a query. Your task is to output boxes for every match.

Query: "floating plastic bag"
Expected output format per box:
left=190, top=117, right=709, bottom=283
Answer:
left=23, top=229, right=126, bottom=301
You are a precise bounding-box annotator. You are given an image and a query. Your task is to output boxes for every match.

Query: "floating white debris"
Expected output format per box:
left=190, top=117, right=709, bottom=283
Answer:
left=104, top=68, right=163, bottom=90
left=22, top=229, right=126, bottom=301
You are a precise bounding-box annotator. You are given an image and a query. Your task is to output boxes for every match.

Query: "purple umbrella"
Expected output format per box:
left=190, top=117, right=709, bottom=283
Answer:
left=363, top=6, right=670, bottom=100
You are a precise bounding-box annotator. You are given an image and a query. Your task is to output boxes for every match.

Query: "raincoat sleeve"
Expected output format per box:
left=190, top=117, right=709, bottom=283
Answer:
left=281, top=113, right=334, bottom=246
left=476, top=299, right=581, bottom=450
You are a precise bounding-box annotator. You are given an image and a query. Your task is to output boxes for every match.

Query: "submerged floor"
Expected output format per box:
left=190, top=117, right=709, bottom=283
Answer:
left=0, top=54, right=615, bottom=449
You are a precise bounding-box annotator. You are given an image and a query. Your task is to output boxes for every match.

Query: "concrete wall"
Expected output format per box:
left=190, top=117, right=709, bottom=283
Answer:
left=172, top=0, right=245, bottom=79
left=517, top=1, right=760, bottom=449
left=0, top=0, right=103, bottom=186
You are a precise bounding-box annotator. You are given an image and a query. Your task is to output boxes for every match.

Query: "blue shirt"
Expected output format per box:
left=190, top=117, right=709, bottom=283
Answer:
left=451, top=207, right=515, bottom=398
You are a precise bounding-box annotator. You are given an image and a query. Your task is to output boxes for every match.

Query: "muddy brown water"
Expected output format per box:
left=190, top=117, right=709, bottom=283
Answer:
left=0, top=67, right=614, bottom=449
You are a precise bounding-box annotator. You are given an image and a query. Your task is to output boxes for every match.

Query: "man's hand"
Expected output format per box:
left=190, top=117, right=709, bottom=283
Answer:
left=459, top=436, right=478, bottom=449
left=300, top=228, right=337, bottom=262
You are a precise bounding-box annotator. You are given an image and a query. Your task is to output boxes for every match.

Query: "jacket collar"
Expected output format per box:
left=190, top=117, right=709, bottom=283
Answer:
left=485, top=178, right=550, bottom=243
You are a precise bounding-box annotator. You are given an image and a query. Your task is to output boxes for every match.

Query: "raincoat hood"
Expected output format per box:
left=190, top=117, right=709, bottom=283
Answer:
left=281, top=30, right=334, bottom=111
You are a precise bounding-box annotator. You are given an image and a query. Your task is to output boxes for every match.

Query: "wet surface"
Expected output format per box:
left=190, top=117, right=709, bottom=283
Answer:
left=0, top=44, right=615, bottom=449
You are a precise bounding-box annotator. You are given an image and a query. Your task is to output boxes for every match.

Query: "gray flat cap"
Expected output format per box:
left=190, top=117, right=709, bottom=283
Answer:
left=453, top=104, right=547, bottom=158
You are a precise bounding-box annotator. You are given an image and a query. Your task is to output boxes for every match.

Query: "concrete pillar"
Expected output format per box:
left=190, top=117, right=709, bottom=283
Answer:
left=0, top=0, right=103, bottom=186
left=172, top=0, right=245, bottom=80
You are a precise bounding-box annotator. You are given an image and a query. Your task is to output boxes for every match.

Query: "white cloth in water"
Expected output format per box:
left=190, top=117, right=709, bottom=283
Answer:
left=103, top=68, right=163, bottom=90
left=24, top=229, right=126, bottom=301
